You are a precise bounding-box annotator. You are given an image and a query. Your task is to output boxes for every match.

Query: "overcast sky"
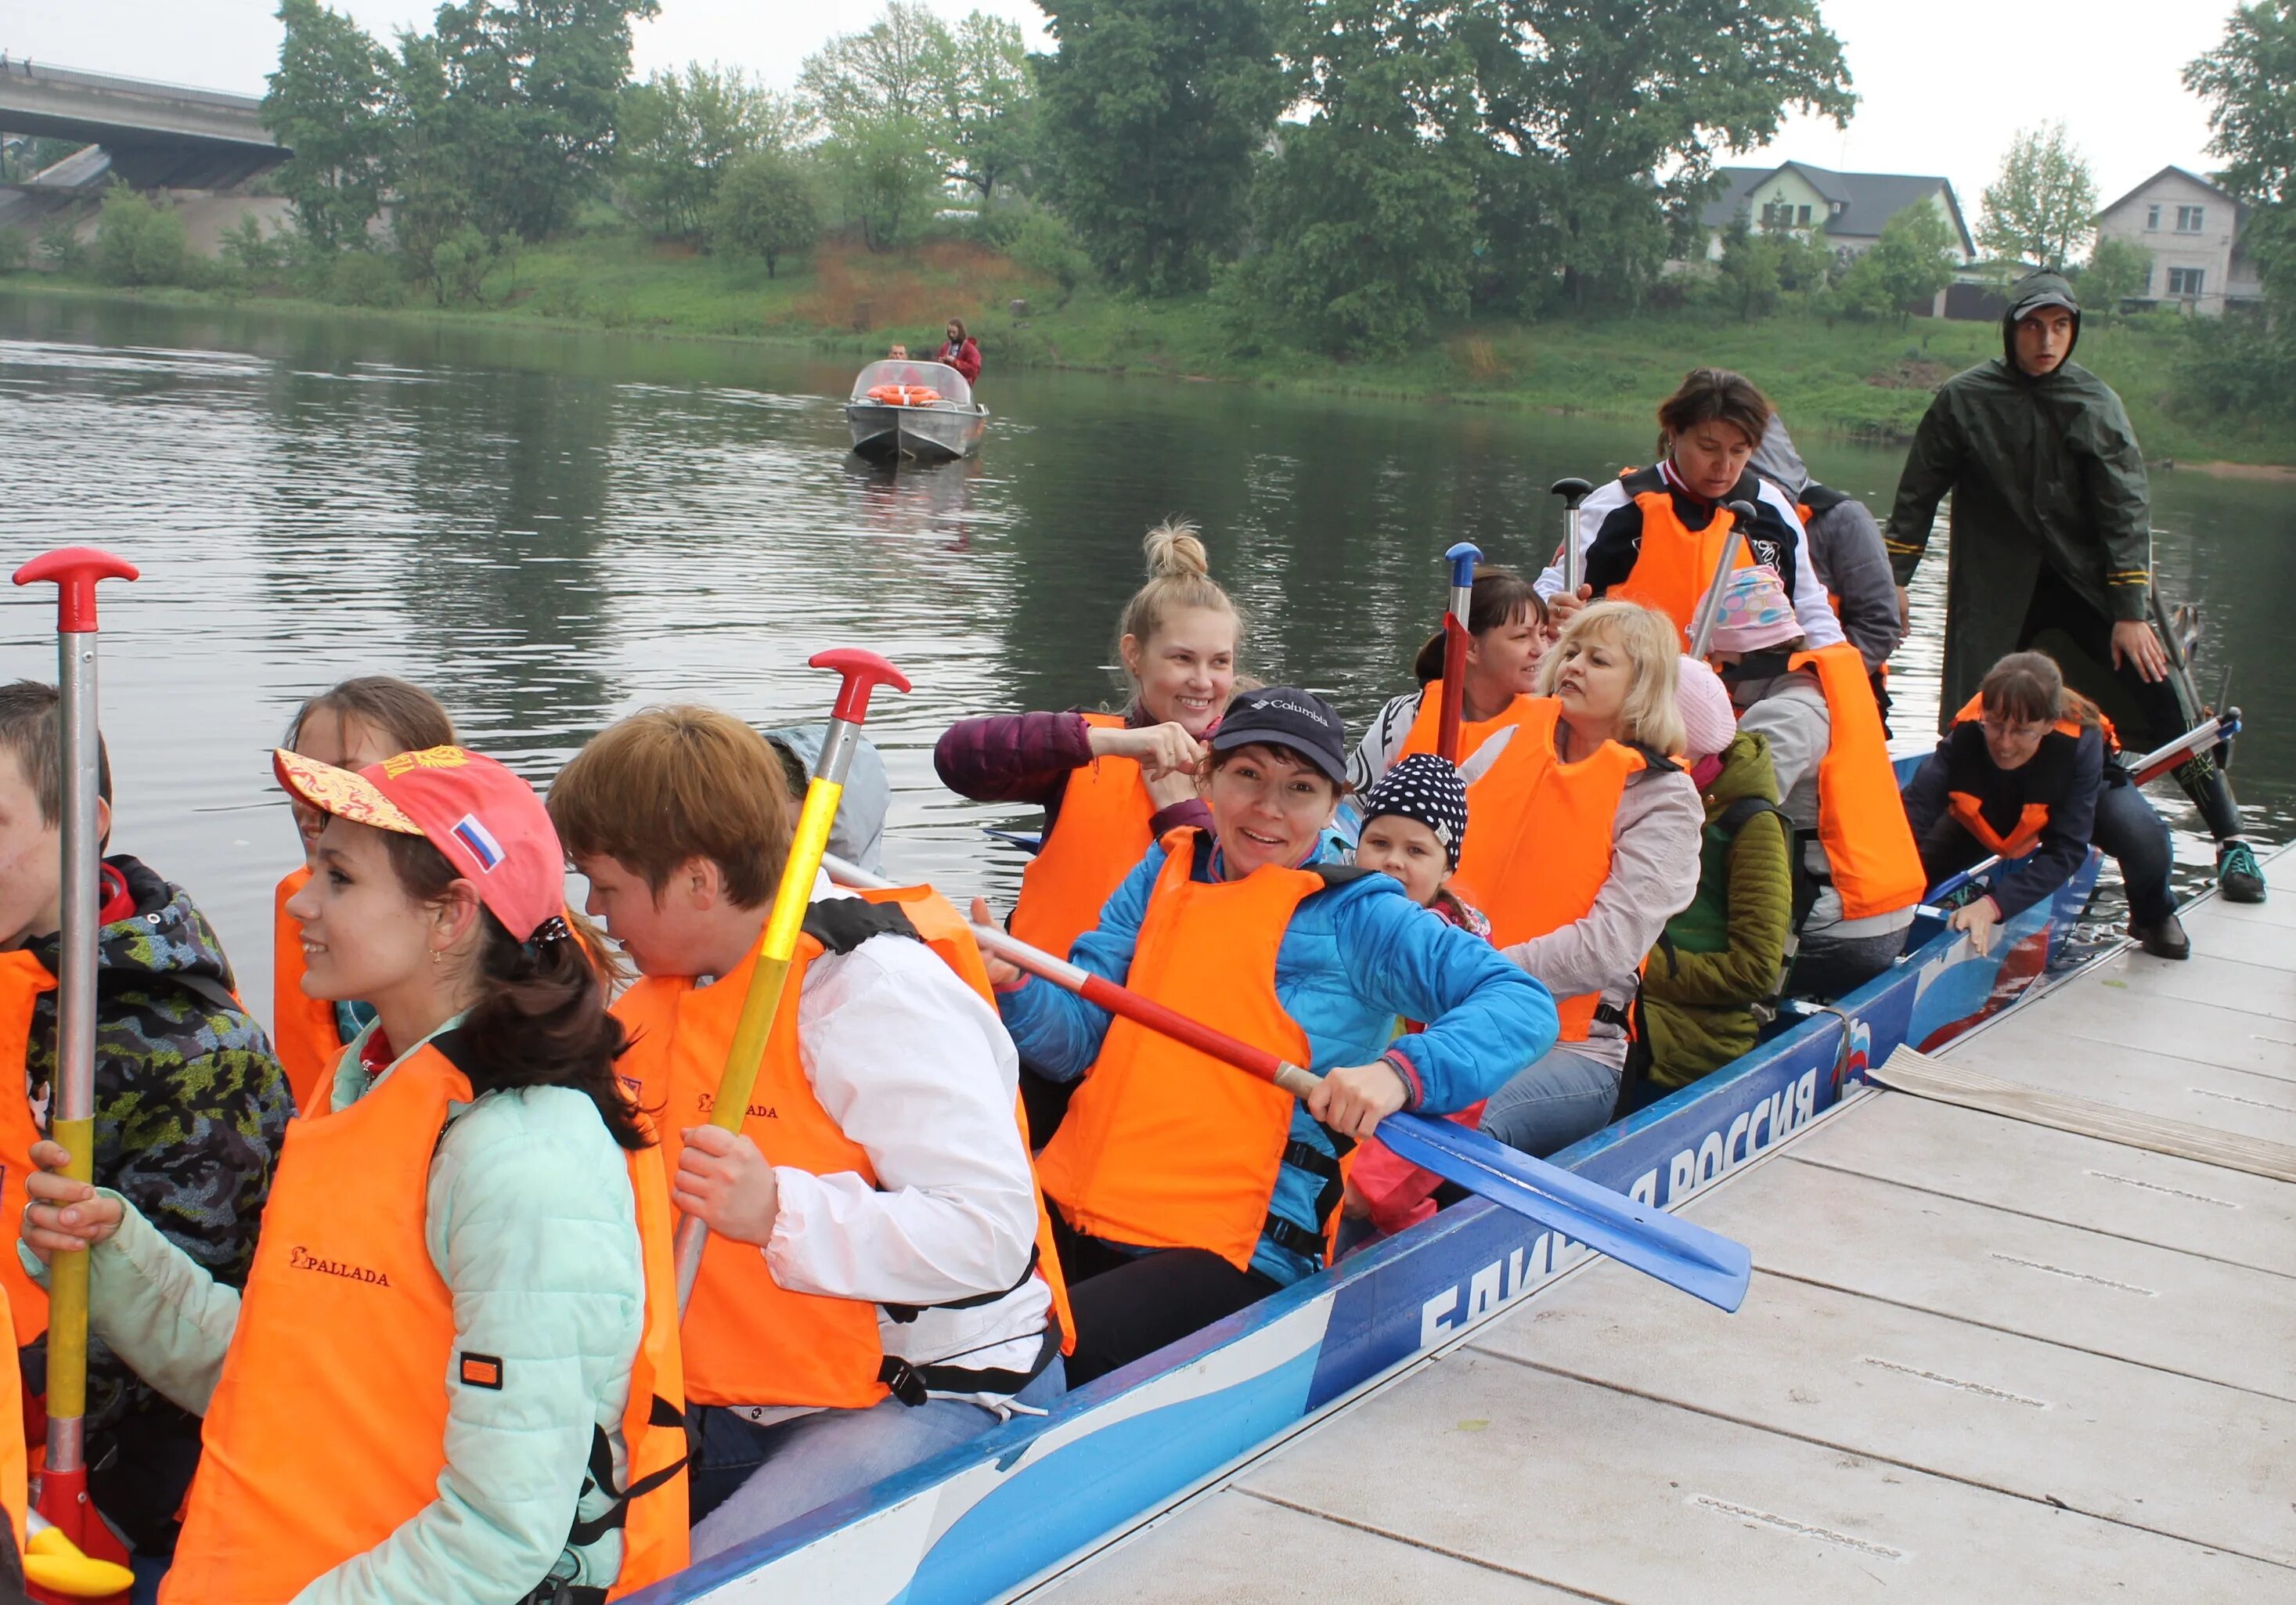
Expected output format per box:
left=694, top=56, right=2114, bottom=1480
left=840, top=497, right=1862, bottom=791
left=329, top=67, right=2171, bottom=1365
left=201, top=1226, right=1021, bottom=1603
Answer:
left=1, top=0, right=2246, bottom=214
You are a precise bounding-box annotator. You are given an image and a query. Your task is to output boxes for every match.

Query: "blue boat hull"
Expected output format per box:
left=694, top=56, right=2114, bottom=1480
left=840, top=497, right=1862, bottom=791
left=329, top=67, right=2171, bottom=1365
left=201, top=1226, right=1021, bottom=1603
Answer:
left=633, top=845, right=2103, bottom=1605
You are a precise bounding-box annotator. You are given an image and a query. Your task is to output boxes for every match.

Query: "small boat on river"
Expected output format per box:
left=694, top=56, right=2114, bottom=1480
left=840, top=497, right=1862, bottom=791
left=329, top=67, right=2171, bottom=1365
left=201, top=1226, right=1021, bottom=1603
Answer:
left=844, top=359, right=987, bottom=463
left=633, top=760, right=2108, bottom=1605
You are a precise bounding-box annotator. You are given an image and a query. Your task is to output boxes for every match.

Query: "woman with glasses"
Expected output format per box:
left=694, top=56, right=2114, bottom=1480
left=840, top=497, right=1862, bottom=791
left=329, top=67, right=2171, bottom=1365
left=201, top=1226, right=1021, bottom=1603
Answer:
left=1901, top=651, right=2185, bottom=960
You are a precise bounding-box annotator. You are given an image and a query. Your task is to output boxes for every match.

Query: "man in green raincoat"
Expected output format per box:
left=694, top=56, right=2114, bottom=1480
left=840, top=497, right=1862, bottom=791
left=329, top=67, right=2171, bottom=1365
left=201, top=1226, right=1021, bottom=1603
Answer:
left=1884, top=270, right=2265, bottom=903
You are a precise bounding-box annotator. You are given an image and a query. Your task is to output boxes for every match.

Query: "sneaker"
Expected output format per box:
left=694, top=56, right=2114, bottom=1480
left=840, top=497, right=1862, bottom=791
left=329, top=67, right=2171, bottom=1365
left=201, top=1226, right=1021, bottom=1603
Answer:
left=2218, top=839, right=2267, bottom=904
left=2130, top=912, right=2190, bottom=961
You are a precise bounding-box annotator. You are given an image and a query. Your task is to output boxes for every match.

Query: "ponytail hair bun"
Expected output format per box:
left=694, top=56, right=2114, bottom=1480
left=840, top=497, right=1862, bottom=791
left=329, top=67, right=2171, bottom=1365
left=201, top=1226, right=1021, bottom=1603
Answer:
left=1141, top=519, right=1210, bottom=580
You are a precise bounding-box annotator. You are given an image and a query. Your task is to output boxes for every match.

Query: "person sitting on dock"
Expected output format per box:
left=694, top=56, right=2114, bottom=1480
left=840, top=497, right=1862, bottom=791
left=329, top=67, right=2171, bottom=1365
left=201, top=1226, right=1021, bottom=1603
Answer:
left=987, top=687, right=1553, bottom=1386
left=1902, top=651, right=2186, bottom=961
left=549, top=707, right=1066, bottom=1558
left=938, top=522, right=1235, bottom=1138
left=1462, top=603, right=1702, bottom=1157
left=938, top=318, right=981, bottom=384
left=273, top=676, right=457, bottom=1113
left=1630, top=657, right=1794, bottom=1110
left=1350, top=564, right=1551, bottom=790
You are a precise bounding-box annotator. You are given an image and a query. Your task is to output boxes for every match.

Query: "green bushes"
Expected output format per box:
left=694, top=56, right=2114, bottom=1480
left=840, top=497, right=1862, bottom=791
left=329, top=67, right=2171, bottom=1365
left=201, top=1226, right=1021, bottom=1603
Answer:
left=0, top=230, right=27, bottom=273
left=94, top=187, right=190, bottom=287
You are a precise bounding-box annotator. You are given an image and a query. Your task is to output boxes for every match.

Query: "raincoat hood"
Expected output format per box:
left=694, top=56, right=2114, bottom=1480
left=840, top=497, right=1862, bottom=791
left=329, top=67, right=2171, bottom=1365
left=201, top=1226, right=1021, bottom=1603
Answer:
left=2001, top=270, right=2082, bottom=373
left=1750, top=414, right=1811, bottom=500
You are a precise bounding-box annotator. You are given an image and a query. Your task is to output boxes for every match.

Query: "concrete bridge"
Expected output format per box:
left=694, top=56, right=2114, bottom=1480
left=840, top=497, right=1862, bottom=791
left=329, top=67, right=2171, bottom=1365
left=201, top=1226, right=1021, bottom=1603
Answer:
left=0, top=59, right=287, bottom=189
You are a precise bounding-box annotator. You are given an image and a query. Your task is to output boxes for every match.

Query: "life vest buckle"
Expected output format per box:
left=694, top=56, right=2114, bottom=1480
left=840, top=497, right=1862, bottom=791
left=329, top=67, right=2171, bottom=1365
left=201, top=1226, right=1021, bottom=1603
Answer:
left=878, top=1356, right=929, bottom=1407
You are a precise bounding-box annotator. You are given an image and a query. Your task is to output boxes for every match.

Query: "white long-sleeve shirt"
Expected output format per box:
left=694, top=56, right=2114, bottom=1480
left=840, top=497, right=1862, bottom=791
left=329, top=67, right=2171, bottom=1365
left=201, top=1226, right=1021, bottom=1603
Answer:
left=1537, top=465, right=1846, bottom=651
left=730, top=875, right=1051, bottom=1417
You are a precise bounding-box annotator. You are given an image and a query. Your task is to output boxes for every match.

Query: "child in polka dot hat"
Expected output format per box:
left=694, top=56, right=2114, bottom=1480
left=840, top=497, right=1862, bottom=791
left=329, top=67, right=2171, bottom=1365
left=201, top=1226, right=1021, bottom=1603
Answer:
left=1345, top=753, right=1491, bottom=1243
left=1351, top=753, right=1485, bottom=936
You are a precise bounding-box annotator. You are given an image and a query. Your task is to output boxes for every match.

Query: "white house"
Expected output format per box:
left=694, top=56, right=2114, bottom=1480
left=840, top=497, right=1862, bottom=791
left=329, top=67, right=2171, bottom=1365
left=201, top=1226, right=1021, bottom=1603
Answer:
left=1697, top=161, right=1975, bottom=265
left=2093, top=165, right=2262, bottom=315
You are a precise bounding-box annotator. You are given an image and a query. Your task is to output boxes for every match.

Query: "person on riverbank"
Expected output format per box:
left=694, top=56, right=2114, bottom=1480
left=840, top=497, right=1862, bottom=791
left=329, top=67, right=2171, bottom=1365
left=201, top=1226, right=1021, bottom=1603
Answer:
left=1349, top=565, right=1550, bottom=790
left=1750, top=414, right=1903, bottom=724
left=23, top=743, right=688, bottom=1603
left=989, top=687, right=1553, bottom=1384
left=1464, top=604, right=1702, bottom=1156
left=1903, top=651, right=2186, bottom=961
left=275, top=676, right=457, bottom=1112
left=1632, top=658, right=1793, bottom=1107
left=1337, top=754, right=1494, bottom=1243
left=938, top=319, right=981, bottom=385
left=548, top=707, right=1064, bottom=1557
left=1885, top=269, right=2265, bottom=905
left=938, top=523, right=1236, bottom=1133
left=0, top=680, right=290, bottom=1562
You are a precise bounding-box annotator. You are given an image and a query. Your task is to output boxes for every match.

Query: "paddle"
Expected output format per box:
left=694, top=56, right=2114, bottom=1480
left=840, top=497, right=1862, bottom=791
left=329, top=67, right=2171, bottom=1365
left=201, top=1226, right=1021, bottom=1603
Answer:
left=824, top=853, right=1753, bottom=1314
left=13, top=547, right=137, bottom=1555
left=1548, top=477, right=1593, bottom=599
left=1686, top=500, right=1757, bottom=658
left=1434, top=542, right=1482, bottom=763
left=671, top=649, right=910, bottom=1313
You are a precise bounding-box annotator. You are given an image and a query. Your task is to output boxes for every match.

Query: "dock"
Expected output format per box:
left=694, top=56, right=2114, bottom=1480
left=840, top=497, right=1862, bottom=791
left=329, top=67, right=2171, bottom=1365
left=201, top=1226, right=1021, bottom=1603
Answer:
left=1022, top=849, right=2296, bottom=1603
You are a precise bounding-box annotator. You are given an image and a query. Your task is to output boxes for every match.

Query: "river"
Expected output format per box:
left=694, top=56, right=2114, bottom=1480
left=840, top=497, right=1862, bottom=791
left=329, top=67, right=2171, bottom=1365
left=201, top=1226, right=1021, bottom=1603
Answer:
left=3, top=290, right=2289, bottom=1021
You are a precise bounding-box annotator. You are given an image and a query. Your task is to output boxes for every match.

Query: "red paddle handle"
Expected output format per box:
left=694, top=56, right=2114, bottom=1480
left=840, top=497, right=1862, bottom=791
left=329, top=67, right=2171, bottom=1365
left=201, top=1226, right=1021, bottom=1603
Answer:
left=811, top=647, right=912, bottom=724
left=1076, top=970, right=1319, bottom=1097
left=13, top=546, right=139, bottom=633
left=1435, top=615, right=1470, bottom=763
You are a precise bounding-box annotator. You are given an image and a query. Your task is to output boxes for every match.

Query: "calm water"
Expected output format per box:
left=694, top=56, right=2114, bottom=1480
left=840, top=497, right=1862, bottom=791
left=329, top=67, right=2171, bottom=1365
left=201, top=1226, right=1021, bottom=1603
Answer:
left=4, top=291, right=2290, bottom=1021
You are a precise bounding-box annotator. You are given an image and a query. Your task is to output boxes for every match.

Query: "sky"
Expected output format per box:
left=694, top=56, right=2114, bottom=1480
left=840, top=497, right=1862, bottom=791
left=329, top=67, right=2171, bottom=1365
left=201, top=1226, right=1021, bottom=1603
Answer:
left=0, top=0, right=2247, bottom=215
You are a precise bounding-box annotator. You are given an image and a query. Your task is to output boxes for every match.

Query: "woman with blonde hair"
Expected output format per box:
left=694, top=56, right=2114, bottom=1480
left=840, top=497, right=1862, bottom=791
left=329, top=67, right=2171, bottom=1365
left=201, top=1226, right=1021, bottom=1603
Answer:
left=1454, top=601, right=1704, bottom=1156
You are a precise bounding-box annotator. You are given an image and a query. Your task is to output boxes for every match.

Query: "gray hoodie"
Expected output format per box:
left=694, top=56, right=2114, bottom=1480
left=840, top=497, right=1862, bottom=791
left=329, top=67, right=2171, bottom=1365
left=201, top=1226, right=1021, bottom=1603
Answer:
left=1751, top=417, right=1905, bottom=673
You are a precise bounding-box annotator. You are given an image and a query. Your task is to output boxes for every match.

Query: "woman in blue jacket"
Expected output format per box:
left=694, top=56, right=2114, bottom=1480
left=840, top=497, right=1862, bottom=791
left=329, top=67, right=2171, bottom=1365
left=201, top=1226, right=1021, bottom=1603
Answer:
left=980, top=686, right=1557, bottom=1384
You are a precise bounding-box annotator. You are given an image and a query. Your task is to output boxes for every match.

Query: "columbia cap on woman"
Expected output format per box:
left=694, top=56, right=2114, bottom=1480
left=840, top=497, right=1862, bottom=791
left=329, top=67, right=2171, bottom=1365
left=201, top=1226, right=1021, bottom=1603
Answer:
left=1209, top=687, right=1348, bottom=782
left=273, top=744, right=566, bottom=941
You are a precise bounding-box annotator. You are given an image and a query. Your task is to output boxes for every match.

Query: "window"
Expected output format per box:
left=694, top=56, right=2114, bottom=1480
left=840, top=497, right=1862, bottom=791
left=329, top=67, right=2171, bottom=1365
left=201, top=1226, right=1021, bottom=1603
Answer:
left=1796, top=204, right=1812, bottom=226
left=2146, top=204, right=2161, bottom=230
left=2168, top=266, right=2206, bottom=297
left=2176, top=204, right=2205, bottom=233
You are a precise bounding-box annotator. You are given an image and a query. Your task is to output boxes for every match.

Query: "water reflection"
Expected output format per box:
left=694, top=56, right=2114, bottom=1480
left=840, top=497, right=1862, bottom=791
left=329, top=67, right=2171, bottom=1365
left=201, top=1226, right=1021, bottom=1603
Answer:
left=2, top=290, right=2288, bottom=1022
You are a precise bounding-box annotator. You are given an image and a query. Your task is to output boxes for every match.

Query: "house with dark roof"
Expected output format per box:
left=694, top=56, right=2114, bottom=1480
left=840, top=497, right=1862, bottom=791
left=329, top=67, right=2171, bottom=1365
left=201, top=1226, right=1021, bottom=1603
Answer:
left=2094, top=165, right=2262, bottom=316
left=1696, top=161, right=1976, bottom=265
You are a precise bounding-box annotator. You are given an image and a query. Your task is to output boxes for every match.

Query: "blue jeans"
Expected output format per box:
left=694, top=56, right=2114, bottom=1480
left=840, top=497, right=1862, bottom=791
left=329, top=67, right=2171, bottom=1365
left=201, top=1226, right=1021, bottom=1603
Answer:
left=1480, top=1044, right=1623, bottom=1157
left=688, top=1357, right=1066, bottom=1560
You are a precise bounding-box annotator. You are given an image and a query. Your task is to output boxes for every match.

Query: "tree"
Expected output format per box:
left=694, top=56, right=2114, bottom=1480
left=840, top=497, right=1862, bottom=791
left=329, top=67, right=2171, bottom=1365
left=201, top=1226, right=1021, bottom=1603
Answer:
left=416, top=0, right=661, bottom=242
left=1034, top=0, right=1293, bottom=294
left=1242, top=0, right=1478, bottom=355
left=711, top=149, right=819, bottom=275
left=1458, top=0, right=1856, bottom=311
left=262, top=0, right=393, bottom=252
left=800, top=2, right=951, bottom=130
left=620, top=63, right=806, bottom=237
left=2079, top=234, right=2154, bottom=312
left=2180, top=3, right=2296, bottom=419
left=1977, top=122, right=2097, bottom=269
left=939, top=13, right=1035, bottom=205
left=817, top=116, right=943, bottom=250
left=1714, top=212, right=1783, bottom=320
left=1839, top=200, right=1958, bottom=323
left=93, top=185, right=189, bottom=287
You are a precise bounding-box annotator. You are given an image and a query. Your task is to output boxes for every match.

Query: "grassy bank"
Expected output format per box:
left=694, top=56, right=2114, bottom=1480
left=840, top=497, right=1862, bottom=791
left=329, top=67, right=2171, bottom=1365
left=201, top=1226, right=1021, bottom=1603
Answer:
left=9, top=225, right=2290, bottom=464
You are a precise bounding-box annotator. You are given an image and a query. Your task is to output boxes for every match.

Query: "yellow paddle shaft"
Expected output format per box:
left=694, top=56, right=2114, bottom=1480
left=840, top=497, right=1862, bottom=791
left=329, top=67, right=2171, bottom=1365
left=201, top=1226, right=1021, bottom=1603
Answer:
left=43, top=1114, right=94, bottom=1422
left=708, top=775, right=845, bottom=1134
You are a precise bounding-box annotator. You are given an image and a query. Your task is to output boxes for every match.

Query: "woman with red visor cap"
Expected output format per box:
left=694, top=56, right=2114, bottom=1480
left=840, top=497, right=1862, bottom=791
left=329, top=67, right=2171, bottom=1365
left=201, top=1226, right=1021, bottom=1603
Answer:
left=22, top=745, right=689, bottom=1605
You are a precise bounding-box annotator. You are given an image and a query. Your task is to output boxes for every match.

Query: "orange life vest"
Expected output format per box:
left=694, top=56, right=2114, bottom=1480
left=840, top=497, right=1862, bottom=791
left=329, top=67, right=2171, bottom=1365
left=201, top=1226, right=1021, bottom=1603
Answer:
left=0, top=949, right=56, bottom=1348
left=1609, top=489, right=1757, bottom=647
left=1790, top=644, right=1927, bottom=919
left=1033, top=831, right=1322, bottom=1272
left=0, top=1282, right=23, bottom=1560
left=1008, top=712, right=1156, bottom=963
left=271, top=867, right=343, bottom=1116
left=1941, top=694, right=2115, bottom=860
left=164, top=1040, right=687, bottom=1604
left=1396, top=679, right=1544, bottom=780
left=612, top=887, right=1069, bottom=1410
left=1437, top=699, right=1645, bottom=1041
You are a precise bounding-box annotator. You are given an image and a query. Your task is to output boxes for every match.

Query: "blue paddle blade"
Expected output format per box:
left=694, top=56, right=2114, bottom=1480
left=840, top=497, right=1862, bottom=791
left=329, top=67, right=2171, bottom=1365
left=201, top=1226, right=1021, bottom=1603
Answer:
left=1375, top=1112, right=1753, bottom=1314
